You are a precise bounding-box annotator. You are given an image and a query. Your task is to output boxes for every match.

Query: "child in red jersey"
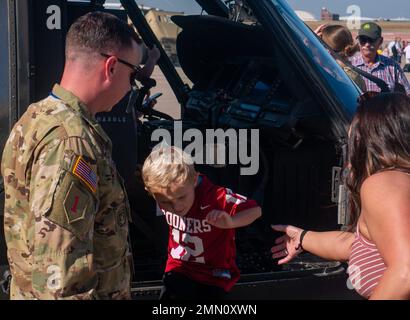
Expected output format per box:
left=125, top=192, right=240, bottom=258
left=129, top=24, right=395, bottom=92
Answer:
left=141, top=146, right=262, bottom=300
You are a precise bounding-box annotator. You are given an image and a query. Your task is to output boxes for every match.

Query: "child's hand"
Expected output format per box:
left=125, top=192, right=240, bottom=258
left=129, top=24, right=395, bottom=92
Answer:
left=206, top=210, right=234, bottom=229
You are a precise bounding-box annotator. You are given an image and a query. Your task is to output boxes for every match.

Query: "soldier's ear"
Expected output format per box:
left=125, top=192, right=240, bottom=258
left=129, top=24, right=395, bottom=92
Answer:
left=104, top=56, right=117, bottom=80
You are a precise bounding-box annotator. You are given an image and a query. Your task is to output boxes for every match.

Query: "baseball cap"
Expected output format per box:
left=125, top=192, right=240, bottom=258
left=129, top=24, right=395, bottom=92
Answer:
left=358, top=22, right=382, bottom=40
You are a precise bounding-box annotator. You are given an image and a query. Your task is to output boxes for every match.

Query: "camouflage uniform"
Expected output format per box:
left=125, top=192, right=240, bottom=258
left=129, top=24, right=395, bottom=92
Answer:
left=1, top=84, right=132, bottom=299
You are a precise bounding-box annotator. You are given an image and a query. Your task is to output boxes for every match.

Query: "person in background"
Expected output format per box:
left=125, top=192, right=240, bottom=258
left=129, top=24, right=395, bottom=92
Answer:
left=315, top=24, right=366, bottom=91
left=403, top=40, right=410, bottom=72
left=351, top=23, right=410, bottom=94
left=271, top=92, right=410, bottom=300
left=381, top=44, right=390, bottom=57
left=397, top=38, right=404, bottom=64
left=388, top=37, right=402, bottom=63
left=402, top=40, right=408, bottom=63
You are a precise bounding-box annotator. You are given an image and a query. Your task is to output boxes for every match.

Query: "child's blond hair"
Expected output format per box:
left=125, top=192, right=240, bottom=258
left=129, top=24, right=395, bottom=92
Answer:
left=142, top=145, right=196, bottom=192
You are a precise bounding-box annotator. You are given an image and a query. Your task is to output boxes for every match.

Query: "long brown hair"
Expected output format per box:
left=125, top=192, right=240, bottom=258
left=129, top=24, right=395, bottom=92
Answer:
left=321, top=25, right=359, bottom=59
left=346, top=93, right=410, bottom=229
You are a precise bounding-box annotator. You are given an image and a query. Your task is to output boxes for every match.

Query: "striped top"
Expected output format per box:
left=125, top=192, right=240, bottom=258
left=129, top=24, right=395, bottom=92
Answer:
left=350, top=53, right=410, bottom=95
left=347, top=224, right=387, bottom=299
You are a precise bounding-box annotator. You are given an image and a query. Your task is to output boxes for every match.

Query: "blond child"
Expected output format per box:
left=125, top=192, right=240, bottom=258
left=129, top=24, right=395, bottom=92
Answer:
left=142, top=145, right=261, bottom=300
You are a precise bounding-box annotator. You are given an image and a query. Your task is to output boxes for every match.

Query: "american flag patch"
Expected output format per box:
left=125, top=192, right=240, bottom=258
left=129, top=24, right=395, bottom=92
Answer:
left=72, top=156, right=97, bottom=193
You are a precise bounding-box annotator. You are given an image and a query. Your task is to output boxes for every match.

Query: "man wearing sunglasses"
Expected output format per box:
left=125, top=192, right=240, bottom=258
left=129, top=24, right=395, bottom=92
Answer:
left=351, top=22, right=410, bottom=95
left=1, top=11, right=148, bottom=299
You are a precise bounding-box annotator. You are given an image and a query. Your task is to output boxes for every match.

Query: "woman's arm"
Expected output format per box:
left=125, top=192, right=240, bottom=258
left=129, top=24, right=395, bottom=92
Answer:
left=271, top=225, right=354, bottom=264
left=360, top=172, right=410, bottom=300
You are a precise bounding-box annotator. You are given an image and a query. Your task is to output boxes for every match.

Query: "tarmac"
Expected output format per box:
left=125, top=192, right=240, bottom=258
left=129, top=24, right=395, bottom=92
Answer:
left=149, top=66, right=188, bottom=119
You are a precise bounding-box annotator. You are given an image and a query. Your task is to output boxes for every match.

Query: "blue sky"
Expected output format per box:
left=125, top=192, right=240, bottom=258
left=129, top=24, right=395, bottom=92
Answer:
left=108, top=0, right=202, bottom=13
left=108, top=1, right=410, bottom=19
left=286, top=0, right=410, bottom=19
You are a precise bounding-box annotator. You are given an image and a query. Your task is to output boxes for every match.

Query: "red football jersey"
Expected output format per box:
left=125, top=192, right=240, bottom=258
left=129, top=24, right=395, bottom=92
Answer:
left=162, top=175, right=258, bottom=291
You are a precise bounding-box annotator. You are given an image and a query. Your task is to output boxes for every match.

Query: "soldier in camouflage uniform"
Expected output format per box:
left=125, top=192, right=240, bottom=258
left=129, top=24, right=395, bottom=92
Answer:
left=1, top=12, right=144, bottom=299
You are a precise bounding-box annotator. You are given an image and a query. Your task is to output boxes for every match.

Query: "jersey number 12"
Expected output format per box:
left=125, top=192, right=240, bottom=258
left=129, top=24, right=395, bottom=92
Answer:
left=170, top=229, right=205, bottom=264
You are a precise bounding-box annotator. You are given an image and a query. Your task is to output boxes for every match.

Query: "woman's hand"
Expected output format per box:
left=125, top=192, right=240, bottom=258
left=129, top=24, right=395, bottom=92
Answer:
left=314, top=24, right=328, bottom=37
left=271, top=224, right=304, bottom=265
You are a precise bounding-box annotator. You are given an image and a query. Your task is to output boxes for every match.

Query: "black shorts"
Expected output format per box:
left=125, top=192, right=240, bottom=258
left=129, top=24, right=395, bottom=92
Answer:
left=159, top=271, right=229, bottom=301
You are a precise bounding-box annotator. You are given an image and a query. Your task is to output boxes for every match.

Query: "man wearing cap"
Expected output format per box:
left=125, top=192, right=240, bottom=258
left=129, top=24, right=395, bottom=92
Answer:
left=351, top=22, right=410, bottom=94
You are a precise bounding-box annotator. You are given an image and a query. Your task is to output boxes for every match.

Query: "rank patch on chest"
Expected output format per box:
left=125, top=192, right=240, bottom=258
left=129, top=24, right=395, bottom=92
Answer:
left=72, top=156, right=97, bottom=193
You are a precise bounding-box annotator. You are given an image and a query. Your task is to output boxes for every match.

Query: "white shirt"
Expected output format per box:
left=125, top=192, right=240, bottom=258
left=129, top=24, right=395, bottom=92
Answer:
left=404, top=45, right=410, bottom=63
left=388, top=41, right=402, bottom=56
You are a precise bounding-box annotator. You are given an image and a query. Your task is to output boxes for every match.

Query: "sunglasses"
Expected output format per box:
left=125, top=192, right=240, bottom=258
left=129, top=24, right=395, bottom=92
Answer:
left=100, top=53, right=142, bottom=85
left=358, top=36, right=378, bottom=45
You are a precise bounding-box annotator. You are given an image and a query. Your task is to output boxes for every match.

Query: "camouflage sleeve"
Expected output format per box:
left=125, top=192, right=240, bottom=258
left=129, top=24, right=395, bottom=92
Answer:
left=29, top=131, right=100, bottom=299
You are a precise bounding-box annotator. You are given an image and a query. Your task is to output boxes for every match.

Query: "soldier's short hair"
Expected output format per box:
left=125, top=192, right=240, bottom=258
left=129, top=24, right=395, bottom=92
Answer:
left=142, top=145, right=197, bottom=193
left=66, top=11, right=142, bottom=56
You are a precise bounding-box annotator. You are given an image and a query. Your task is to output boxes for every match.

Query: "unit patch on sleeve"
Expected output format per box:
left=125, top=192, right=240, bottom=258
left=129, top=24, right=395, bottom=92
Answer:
left=63, top=182, right=92, bottom=224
